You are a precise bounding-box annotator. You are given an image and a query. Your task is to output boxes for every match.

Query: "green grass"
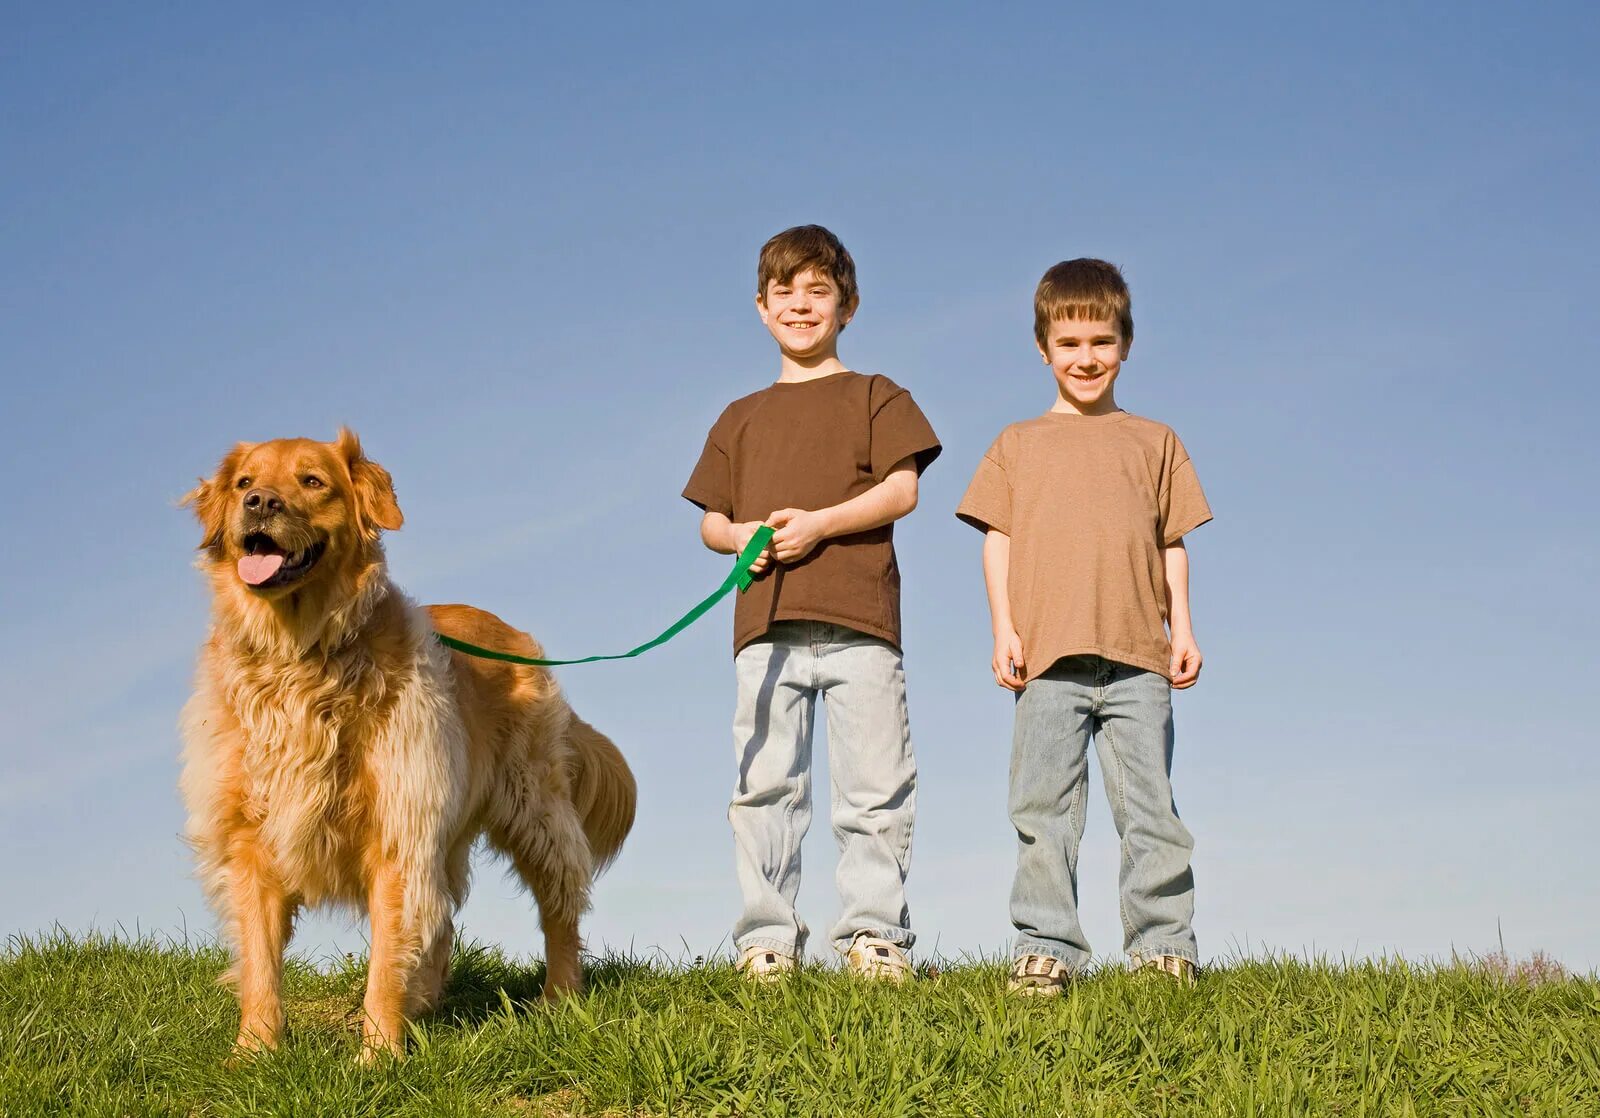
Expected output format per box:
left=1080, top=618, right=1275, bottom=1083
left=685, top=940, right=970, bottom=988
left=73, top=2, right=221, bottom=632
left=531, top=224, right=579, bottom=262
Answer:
left=2, top=932, right=1597, bottom=1117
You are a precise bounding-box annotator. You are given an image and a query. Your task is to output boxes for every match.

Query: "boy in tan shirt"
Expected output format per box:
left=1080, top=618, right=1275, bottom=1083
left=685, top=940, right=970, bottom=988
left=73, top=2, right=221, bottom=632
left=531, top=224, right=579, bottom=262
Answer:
left=684, top=226, right=940, bottom=982
left=957, top=259, right=1211, bottom=993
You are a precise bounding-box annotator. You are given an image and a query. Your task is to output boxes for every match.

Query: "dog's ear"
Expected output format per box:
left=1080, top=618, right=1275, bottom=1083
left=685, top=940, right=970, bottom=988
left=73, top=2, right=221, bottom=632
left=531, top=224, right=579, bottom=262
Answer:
left=335, top=427, right=403, bottom=538
left=181, top=443, right=251, bottom=551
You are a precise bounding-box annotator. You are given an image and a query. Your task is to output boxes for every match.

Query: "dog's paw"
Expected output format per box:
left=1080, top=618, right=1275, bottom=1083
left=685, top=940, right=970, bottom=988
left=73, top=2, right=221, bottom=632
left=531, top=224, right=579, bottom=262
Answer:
left=224, top=1033, right=277, bottom=1068
left=539, top=983, right=582, bottom=1007
left=358, top=1031, right=406, bottom=1065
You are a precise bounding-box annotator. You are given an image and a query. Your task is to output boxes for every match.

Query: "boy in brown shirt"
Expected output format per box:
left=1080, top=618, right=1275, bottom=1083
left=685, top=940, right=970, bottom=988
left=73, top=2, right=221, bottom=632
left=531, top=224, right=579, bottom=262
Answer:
left=957, top=259, right=1212, bottom=994
left=683, top=226, right=940, bottom=982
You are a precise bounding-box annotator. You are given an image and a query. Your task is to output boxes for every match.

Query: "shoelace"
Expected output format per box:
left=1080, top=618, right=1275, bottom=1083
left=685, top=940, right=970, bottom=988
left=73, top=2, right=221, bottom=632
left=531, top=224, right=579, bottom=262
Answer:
left=1016, top=954, right=1064, bottom=979
left=851, top=938, right=909, bottom=975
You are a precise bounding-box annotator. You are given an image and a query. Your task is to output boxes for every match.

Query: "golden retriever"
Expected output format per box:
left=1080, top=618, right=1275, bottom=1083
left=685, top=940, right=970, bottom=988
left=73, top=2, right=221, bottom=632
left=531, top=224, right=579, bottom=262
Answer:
left=179, top=429, right=634, bottom=1059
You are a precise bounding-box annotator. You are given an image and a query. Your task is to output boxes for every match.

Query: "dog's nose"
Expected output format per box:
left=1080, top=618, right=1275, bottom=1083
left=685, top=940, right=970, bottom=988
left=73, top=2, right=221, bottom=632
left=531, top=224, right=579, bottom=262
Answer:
left=243, top=488, right=285, bottom=515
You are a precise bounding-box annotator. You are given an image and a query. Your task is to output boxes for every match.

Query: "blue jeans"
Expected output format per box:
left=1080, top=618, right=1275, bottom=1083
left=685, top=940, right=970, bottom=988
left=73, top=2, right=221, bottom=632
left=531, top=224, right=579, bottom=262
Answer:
left=729, top=621, right=917, bottom=957
left=1010, top=655, right=1196, bottom=969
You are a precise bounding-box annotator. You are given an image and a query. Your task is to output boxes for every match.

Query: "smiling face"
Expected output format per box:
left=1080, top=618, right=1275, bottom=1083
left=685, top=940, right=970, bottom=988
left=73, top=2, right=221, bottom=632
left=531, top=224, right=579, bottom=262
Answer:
left=184, top=429, right=402, bottom=601
left=1038, top=315, right=1130, bottom=415
left=227, top=443, right=339, bottom=591
left=756, top=267, right=855, bottom=364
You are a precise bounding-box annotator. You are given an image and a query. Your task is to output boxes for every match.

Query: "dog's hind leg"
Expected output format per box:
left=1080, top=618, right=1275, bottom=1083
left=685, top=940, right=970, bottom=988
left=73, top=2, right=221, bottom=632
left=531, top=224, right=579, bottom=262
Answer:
left=226, top=843, right=297, bottom=1054
left=491, top=800, right=594, bottom=1001
left=520, top=848, right=587, bottom=1002
left=534, top=880, right=585, bottom=1002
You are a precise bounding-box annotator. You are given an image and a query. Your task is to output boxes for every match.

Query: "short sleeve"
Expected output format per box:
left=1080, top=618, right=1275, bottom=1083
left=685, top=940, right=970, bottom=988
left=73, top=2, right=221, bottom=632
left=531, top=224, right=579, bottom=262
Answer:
left=1159, top=434, right=1212, bottom=545
left=955, top=436, right=1012, bottom=535
left=868, top=376, right=942, bottom=479
left=682, top=411, right=733, bottom=516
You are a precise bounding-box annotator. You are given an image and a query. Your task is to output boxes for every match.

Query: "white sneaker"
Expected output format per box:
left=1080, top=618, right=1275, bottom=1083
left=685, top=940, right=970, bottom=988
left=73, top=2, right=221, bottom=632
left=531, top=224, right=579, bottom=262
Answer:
left=735, top=945, right=796, bottom=984
left=1133, top=953, right=1197, bottom=986
left=1008, top=953, right=1071, bottom=997
left=844, top=935, right=912, bottom=983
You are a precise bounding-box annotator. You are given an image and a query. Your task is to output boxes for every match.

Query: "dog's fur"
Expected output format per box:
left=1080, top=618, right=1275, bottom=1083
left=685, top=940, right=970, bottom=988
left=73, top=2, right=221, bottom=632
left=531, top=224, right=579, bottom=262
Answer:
left=179, top=429, right=634, bottom=1058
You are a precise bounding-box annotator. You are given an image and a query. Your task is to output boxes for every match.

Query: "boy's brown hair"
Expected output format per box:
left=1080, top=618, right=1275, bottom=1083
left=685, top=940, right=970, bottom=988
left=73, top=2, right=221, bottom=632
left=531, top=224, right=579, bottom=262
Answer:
left=757, top=225, right=859, bottom=314
left=1033, top=258, right=1134, bottom=345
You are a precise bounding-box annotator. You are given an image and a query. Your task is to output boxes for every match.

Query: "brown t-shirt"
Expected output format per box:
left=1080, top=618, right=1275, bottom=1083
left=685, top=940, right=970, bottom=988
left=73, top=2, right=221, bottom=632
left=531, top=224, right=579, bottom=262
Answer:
left=956, top=410, right=1211, bottom=681
left=683, top=371, right=941, bottom=655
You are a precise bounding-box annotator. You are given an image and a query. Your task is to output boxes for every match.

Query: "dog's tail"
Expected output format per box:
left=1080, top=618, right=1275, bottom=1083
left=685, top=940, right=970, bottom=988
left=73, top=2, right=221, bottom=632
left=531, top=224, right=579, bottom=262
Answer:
left=566, top=715, right=636, bottom=873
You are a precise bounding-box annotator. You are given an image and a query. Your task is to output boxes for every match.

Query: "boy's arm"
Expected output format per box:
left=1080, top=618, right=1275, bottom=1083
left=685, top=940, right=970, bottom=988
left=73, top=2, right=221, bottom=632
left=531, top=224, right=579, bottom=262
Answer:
left=765, top=455, right=920, bottom=564
left=984, top=529, right=1026, bottom=691
left=1163, top=540, right=1202, bottom=688
left=699, top=512, right=773, bottom=575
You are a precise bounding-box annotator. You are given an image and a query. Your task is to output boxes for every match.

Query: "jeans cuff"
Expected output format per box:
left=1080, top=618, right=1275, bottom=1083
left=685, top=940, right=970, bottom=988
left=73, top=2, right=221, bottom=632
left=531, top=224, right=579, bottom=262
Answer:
left=736, top=934, right=802, bottom=958
left=835, top=927, right=914, bottom=953
left=1013, top=937, right=1089, bottom=969
left=1128, top=943, right=1197, bottom=965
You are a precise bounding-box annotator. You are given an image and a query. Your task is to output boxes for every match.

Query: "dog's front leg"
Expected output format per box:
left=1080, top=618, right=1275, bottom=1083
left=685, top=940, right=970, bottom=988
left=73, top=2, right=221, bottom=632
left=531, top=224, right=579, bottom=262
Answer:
left=360, top=861, right=423, bottom=1061
left=408, top=915, right=454, bottom=1015
left=227, top=843, right=294, bottom=1054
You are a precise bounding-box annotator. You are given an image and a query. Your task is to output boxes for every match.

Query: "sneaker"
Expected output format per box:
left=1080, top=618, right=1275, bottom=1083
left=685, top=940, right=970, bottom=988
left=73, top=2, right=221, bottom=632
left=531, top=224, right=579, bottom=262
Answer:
left=1133, top=953, right=1197, bottom=986
left=844, top=935, right=912, bottom=983
left=1008, top=953, right=1071, bottom=997
left=735, top=945, right=796, bottom=984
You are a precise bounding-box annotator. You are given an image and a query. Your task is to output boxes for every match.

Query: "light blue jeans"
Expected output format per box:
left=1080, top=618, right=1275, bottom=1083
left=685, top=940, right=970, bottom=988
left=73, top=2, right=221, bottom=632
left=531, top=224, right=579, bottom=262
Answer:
left=1010, top=655, right=1196, bottom=970
left=730, top=620, right=917, bottom=957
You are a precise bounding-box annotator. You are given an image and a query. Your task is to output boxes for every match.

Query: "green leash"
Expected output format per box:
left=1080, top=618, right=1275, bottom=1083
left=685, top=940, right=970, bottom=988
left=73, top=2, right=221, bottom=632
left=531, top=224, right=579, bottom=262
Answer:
left=433, top=525, right=774, bottom=667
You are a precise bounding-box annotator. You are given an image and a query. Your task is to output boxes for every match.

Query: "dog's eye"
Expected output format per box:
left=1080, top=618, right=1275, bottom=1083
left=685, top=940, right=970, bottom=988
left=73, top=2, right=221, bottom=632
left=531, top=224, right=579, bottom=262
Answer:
left=302, top=476, right=324, bottom=488
left=235, top=477, right=251, bottom=490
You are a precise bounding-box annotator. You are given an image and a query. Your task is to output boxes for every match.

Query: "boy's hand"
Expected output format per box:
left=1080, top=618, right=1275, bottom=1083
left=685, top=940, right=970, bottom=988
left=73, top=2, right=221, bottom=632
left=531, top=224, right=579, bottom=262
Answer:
left=992, top=628, right=1026, bottom=691
left=1169, top=633, right=1203, bottom=689
left=730, top=520, right=773, bottom=575
left=767, top=508, right=828, bottom=564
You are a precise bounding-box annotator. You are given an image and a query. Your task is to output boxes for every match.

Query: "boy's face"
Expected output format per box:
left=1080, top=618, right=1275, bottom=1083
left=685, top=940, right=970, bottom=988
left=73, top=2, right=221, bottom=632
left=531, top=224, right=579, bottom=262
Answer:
left=1038, top=315, right=1130, bottom=414
left=757, top=267, right=854, bottom=360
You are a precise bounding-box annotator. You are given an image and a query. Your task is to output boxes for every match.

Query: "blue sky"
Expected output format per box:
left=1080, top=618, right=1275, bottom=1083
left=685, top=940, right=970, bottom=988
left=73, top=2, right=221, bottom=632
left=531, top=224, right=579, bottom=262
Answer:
left=3, top=3, right=1598, bottom=972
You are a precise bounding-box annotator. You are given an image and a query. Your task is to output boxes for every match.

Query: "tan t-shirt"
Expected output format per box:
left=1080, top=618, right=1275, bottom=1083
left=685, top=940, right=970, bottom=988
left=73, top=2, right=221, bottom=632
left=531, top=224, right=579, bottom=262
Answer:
left=684, top=371, right=941, bottom=655
left=956, top=410, right=1211, bottom=681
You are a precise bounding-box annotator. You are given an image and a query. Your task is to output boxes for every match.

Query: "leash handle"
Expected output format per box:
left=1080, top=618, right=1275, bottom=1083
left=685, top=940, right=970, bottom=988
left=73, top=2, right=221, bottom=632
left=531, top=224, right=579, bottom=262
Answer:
left=434, top=524, right=776, bottom=667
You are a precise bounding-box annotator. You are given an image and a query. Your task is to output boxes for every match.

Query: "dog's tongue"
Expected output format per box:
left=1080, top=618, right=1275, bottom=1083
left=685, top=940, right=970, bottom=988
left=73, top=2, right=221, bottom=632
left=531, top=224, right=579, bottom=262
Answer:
left=238, top=553, right=285, bottom=585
